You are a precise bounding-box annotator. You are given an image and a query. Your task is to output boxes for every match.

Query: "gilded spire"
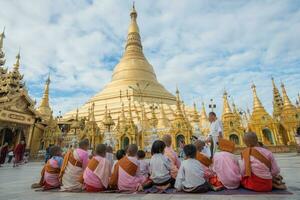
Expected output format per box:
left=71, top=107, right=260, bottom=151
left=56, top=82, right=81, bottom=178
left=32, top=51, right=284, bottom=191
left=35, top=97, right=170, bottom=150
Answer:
left=120, top=102, right=126, bottom=125
left=174, top=87, right=184, bottom=118
left=102, top=105, right=115, bottom=130
left=0, top=27, right=4, bottom=49
left=281, top=82, right=295, bottom=109
left=251, top=83, right=266, bottom=112
left=200, top=102, right=208, bottom=121
left=0, top=27, right=6, bottom=67
left=37, top=74, right=52, bottom=119
left=124, top=3, right=143, bottom=57
left=76, top=108, right=79, bottom=121
left=222, top=91, right=232, bottom=114
left=192, top=102, right=200, bottom=122
left=272, top=77, right=283, bottom=117
left=13, top=50, right=20, bottom=71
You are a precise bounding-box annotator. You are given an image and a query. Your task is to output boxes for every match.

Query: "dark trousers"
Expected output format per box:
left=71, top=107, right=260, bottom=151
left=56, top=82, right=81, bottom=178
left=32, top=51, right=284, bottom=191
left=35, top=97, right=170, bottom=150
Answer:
left=8, top=156, right=13, bottom=163
left=183, top=182, right=210, bottom=193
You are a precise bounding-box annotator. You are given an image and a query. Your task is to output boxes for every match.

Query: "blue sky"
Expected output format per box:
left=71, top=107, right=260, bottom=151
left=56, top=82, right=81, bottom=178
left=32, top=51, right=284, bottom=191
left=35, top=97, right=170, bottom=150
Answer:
left=0, top=0, right=299, bottom=116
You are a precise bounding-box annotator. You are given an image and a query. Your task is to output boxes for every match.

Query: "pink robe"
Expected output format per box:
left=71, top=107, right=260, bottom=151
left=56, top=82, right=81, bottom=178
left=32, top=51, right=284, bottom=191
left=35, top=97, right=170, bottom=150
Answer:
left=60, top=148, right=89, bottom=191
left=212, top=151, right=241, bottom=189
left=164, top=147, right=181, bottom=178
left=118, top=156, right=146, bottom=191
left=44, top=157, right=62, bottom=187
left=240, top=147, right=280, bottom=179
left=83, top=156, right=111, bottom=190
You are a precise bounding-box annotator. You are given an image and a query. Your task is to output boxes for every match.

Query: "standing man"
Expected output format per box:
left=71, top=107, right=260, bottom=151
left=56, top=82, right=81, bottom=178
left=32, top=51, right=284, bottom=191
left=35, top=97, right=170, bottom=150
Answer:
left=207, top=112, right=223, bottom=159
left=14, top=140, right=26, bottom=167
left=0, top=142, right=9, bottom=166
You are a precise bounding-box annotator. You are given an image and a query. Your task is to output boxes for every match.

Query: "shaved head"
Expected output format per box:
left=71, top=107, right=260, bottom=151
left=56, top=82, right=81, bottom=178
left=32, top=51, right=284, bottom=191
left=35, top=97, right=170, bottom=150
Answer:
left=243, top=132, right=259, bottom=147
left=162, top=134, right=172, bottom=147
left=194, top=140, right=206, bottom=151
left=127, top=144, right=138, bottom=157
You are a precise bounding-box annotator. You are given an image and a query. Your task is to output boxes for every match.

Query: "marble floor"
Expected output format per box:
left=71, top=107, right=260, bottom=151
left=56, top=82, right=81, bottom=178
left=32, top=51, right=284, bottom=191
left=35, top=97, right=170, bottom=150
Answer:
left=0, top=153, right=299, bottom=200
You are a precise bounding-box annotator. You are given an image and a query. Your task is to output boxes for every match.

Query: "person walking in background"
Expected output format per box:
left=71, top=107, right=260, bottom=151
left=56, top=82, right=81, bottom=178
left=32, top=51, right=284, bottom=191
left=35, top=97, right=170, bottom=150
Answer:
left=0, top=142, right=9, bottom=166
left=207, top=112, right=223, bottom=158
left=14, top=140, right=26, bottom=167
left=7, top=146, right=14, bottom=164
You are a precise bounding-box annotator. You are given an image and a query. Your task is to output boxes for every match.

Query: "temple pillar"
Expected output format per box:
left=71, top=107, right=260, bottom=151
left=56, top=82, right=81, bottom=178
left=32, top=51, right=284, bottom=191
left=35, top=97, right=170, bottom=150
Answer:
left=26, top=125, right=34, bottom=149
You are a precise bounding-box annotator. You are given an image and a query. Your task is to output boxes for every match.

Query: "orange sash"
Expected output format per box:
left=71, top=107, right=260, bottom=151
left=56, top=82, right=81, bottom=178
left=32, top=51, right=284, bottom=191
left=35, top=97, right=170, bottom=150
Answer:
left=59, top=150, right=83, bottom=182
left=196, top=152, right=212, bottom=167
left=241, top=147, right=271, bottom=177
left=109, top=156, right=138, bottom=189
left=39, top=161, right=61, bottom=185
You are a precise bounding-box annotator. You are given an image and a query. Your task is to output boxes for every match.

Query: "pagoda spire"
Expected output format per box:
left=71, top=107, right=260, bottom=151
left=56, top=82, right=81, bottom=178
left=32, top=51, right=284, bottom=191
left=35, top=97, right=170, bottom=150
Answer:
left=174, top=87, right=184, bottom=118
left=126, top=3, right=141, bottom=50
left=222, top=91, right=232, bottom=114
left=192, top=102, right=200, bottom=122
left=37, top=74, right=52, bottom=119
left=272, top=77, right=283, bottom=117
left=0, top=27, right=5, bottom=67
left=13, top=50, right=20, bottom=71
left=251, top=83, right=266, bottom=113
left=200, top=102, right=208, bottom=121
left=281, top=82, right=295, bottom=109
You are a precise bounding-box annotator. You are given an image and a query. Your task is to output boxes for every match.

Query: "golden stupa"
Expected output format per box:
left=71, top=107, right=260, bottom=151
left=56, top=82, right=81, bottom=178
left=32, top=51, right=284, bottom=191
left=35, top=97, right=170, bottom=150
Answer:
left=63, top=5, right=176, bottom=122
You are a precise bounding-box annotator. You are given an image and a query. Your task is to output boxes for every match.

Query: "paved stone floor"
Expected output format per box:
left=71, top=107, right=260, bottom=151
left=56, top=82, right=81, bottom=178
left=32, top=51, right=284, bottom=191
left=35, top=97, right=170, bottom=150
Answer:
left=0, top=153, right=299, bottom=200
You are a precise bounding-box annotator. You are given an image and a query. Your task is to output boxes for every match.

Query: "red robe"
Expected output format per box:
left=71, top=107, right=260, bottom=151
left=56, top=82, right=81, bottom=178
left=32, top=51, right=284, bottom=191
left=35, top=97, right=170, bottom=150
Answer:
left=0, top=146, right=8, bottom=164
left=14, top=143, right=25, bottom=163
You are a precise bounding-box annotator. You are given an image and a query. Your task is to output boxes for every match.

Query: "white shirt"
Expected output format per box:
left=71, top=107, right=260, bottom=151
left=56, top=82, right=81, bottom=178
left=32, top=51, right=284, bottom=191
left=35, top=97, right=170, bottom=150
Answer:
left=175, top=158, right=206, bottom=190
left=150, top=153, right=171, bottom=183
left=209, top=119, right=223, bottom=138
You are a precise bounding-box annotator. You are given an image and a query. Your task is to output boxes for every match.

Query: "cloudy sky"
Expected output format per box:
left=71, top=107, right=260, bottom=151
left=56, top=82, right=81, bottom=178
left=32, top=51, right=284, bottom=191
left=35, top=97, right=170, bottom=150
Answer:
left=0, top=0, right=299, bottom=116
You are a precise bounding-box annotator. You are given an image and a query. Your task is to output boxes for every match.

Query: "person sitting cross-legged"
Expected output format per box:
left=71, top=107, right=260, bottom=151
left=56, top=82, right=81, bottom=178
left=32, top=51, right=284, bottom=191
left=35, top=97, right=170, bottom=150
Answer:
left=32, top=146, right=63, bottom=190
left=83, top=144, right=112, bottom=192
left=149, top=140, right=175, bottom=190
left=59, top=139, right=89, bottom=191
left=210, top=139, right=241, bottom=190
left=162, top=134, right=181, bottom=179
left=241, top=132, right=285, bottom=192
left=109, top=144, right=147, bottom=191
left=175, top=144, right=210, bottom=193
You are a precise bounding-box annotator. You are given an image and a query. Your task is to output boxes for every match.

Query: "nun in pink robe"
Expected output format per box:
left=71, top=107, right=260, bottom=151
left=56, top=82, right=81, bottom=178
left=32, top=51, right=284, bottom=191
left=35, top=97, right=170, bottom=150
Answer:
left=212, top=151, right=241, bottom=189
left=83, top=155, right=111, bottom=192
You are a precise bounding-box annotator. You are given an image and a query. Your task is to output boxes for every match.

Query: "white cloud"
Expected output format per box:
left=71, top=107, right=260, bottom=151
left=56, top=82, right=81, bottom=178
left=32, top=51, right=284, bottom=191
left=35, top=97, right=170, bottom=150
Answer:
left=0, top=0, right=299, bottom=116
